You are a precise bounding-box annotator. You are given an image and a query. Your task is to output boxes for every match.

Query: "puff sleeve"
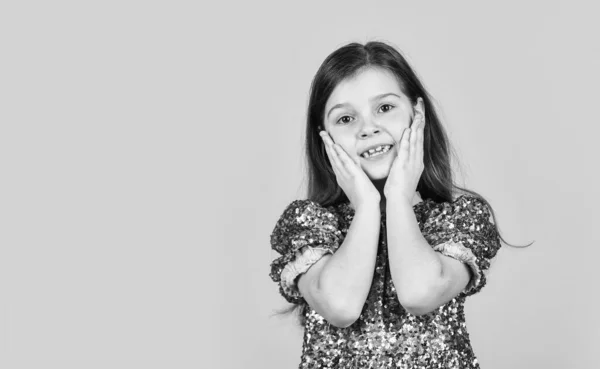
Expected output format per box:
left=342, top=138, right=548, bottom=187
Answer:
left=269, top=199, right=343, bottom=305
left=423, top=195, right=502, bottom=298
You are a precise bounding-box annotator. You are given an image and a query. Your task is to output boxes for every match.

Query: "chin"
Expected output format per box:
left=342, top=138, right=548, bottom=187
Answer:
left=364, top=167, right=391, bottom=181
left=360, top=150, right=395, bottom=180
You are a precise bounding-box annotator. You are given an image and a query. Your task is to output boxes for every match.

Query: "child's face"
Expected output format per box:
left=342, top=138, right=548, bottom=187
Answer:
left=323, top=67, right=423, bottom=181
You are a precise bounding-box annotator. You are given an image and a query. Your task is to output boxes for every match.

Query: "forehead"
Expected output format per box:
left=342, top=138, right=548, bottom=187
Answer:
left=326, top=67, right=406, bottom=107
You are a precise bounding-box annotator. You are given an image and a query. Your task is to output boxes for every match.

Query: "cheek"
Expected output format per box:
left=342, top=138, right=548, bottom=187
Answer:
left=342, top=144, right=360, bottom=158
left=382, top=111, right=410, bottom=127
left=331, top=137, right=355, bottom=155
left=391, top=115, right=412, bottom=138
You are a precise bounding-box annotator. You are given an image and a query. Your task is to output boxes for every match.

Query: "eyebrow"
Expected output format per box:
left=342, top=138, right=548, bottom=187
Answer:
left=326, top=93, right=402, bottom=119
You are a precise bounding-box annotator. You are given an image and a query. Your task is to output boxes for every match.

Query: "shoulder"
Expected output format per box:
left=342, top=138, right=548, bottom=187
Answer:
left=422, top=194, right=501, bottom=255
left=273, top=199, right=341, bottom=233
left=421, top=194, right=496, bottom=234
left=280, top=199, right=328, bottom=216
left=427, top=194, right=492, bottom=219
left=270, top=199, right=343, bottom=255
left=454, top=194, right=492, bottom=214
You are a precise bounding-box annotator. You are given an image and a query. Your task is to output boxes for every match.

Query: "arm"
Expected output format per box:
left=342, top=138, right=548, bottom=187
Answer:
left=298, top=202, right=380, bottom=328
left=386, top=196, right=470, bottom=316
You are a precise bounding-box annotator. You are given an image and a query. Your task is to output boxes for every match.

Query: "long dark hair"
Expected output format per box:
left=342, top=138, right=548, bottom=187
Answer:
left=271, top=41, right=533, bottom=327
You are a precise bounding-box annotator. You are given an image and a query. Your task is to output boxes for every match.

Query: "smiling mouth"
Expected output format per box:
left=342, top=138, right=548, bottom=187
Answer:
left=360, top=144, right=394, bottom=159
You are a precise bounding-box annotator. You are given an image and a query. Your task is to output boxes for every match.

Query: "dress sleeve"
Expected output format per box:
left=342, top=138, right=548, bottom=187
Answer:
left=269, top=199, right=342, bottom=305
left=423, top=195, right=502, bottom=297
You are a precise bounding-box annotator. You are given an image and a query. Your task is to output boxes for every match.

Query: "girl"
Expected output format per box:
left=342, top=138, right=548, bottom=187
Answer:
left=269, top=41, right=531, bottom=369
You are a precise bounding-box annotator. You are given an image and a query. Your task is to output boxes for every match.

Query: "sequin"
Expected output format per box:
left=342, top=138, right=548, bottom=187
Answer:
left=270, top=195, right=502, bottom=368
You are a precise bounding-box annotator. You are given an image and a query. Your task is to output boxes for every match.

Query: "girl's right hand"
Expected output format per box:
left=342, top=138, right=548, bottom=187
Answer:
left=320, top=131, right=381, bottom=210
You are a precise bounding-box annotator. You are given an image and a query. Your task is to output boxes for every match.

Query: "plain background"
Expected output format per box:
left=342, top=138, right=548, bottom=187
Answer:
left=1, top=1, right=598, bottom=368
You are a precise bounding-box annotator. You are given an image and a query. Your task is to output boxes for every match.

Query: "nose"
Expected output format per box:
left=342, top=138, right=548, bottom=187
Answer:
left=358, top=116, right=381, bottom=138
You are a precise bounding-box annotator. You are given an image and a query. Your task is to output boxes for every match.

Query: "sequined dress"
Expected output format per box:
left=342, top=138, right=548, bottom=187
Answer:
left=269, top=194, right=502, bottom=369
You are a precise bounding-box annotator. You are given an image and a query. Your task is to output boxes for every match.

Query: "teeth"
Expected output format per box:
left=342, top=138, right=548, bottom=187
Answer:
left=362, top=145, right=391, bottom=158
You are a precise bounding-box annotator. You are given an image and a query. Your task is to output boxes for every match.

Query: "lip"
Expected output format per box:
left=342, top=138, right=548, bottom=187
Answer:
left=360, top=143, right=394, bottom=156
left=361, top=145, right=394, bottom=161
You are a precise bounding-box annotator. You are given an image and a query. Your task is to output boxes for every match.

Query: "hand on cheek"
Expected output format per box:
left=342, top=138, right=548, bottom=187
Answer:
left=383, top=114, right=425, bottom=202
left=319, top=131, right=381, bottom=210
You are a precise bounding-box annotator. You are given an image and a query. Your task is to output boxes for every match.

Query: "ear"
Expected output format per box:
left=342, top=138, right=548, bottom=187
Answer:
left=413, top=97, right=425, bottom=119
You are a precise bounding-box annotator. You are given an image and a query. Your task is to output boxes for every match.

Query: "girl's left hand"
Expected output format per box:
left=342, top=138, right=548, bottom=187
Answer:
left=383, top=113, right=425, bottom=203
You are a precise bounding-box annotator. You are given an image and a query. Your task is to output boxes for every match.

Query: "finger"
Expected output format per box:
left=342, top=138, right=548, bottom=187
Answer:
left=353, top=154, right=362, bottom=168
left=320, top=132, right=345, bottom=175
left=333, top=144, right=358, bottom=173
left=331, top=144, right=353, bottom=179
left=397, top=127, right=410, bottom=162
left=320, top=132, right=336, bottom=170
left=409, top=118, right=419, bottom=161
left=409, top=113, right=417, bottom=129
left=325, top=137, right=344, bottom=173
left=416, top=117, right=425, bottom=163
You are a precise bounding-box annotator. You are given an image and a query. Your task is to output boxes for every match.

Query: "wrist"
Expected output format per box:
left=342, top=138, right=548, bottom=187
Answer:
left=385, top=193, right=413, bottom=206
left=355, top=199, right=381, bottom=213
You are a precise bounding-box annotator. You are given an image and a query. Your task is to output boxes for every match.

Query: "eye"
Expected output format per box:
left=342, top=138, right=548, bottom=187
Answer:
left=337, top=115, right=354, bottom=125
left=379, top=104, right=395, bottom=113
